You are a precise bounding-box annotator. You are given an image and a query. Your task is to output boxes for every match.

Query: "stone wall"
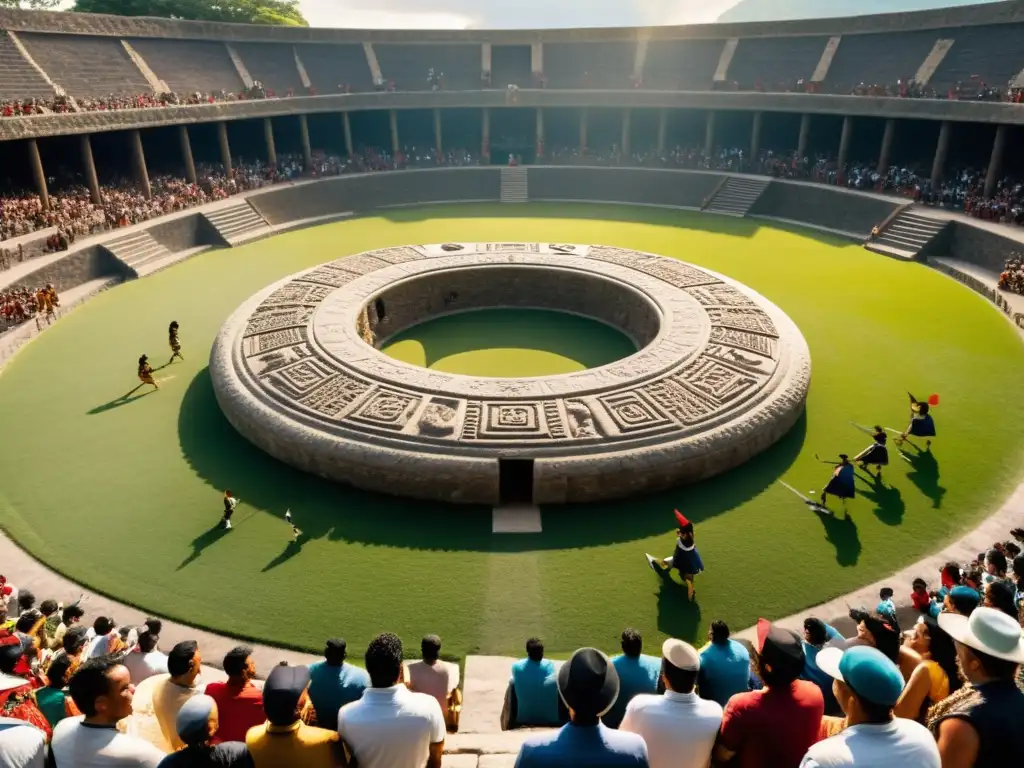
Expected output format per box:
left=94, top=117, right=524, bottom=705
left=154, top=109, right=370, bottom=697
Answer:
left=942, top=220, right=1022, bottom=273
left=12, top=245, right=129, bottom=293
left=529, top=167, right=724, bottom=209
left=146, top=212, right=224, bottom=251
left=750, top=183, right=900, bottom=236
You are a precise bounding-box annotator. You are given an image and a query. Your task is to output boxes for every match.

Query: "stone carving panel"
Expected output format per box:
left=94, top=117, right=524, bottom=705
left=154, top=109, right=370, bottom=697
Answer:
left=298, top=373, right=370, bottom=418
left=598, top=390, right=673, bottom=433
left=687, top=284, right=757, bottom=307
left=478, top=402, right=547, bottom=439
left=262, top=282, right=333, bottom=307
left=264, top=357, right=337, bottom=398
left=243, top=327, right=306, bottom=356
left=708, top=307, right=778, bottom=337
left=348, top=389, right=421, bottom=430
left=244, top=306, right=315, bottom=337
left=589, top=246, right=720, bottom=288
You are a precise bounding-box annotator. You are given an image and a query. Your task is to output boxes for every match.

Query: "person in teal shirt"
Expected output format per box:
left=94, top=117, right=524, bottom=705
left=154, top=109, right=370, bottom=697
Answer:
left=306, top=638, right=370, bottom=727
left=603, top=629, right=660, bottom=729
left=509, top=638, right=560, bottom=727
left=698, top=621, right=750, bottom=707
left=35, top=652, right=74, bottom=728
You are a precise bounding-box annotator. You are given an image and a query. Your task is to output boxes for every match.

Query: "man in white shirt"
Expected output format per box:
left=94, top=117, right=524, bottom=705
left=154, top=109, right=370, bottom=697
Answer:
left=51, top=657, right=165, bottom=767
left=338, top=632, right=446, bottom=768
left=800, top=645, right=940, bottom=767
left=121, top=623, right=168, bottom=685
left=620, top=638, right=722, bottom=768
left=0, top=717, right=46, bottom=768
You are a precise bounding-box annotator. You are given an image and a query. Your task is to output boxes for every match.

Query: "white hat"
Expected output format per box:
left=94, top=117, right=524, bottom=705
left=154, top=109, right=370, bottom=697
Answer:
left=662, top=638, right=699, bottom=671
left=939, top=607, right=1024, bottom=663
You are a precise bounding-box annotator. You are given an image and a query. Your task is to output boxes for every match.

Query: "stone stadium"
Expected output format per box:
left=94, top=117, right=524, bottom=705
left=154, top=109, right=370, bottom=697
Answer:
left=1, top=2, right=1024, bottom=766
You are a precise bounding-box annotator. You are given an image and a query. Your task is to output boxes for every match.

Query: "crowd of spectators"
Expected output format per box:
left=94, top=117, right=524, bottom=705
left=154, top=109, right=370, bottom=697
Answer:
left=999, top=254, right=1024, bottom=296
left=0, top=284, right=58, bottom=332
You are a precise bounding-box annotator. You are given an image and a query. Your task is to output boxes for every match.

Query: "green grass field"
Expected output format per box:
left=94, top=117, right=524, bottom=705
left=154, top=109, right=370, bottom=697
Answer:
left=1, top=203, right=1023, bottom=660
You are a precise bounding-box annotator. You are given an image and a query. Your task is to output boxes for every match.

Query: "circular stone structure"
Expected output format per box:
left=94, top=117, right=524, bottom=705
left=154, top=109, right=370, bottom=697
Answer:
left=211, top=243, right=811, bottom=505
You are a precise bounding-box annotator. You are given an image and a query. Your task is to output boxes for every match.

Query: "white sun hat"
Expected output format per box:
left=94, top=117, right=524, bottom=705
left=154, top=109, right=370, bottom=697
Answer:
left=938, top=607, right=1024, bottom=663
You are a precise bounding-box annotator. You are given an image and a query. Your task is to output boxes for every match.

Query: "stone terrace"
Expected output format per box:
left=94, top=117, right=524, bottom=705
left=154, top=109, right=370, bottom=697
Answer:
left=643, top=39, right=723, bottom=91
left=728, top=35, right=829, bottom=88
left=128, top=38, right=244, bottom=94
left=543, top=42, right=636, bottom=89
left=297, top=43, right=375, bottom=92
left=0, top=31, right=53, bottom=101
left=375, top=43, right=483, bottom=91
left=233, top=42, right=306, bottom=94
left=489, top=45, right=532, bottom=88
left=18, top=32, right=150, bottom=98
left=929, top=22, right=1024, bottom=93
left=824, top=29, right=940, bottom=90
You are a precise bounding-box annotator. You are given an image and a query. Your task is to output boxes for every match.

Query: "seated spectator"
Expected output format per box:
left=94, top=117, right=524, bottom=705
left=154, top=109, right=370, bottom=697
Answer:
left=338, top=632, right=446, bottom=768
left=51, top=657, right=165, bottom=767
left=39, top=599, right=60, bottom=649
left=801, top=618, right=844, bottom=714
left=875, top=588, right=899, bottom=631
left=307, top=638, right=369, bottom=728
left=514, top=647, right=648, bottom=767
left=982, top=579, right=1018, bottom=618
left=0, top=716, right=46, bottom=768
left=51, top=603, right=85, bottom=651
left=620, top=639, right=722, bottom=768
left=714, top=619, right=824, bottom=768
left=894, top=616, right=961, bottom=722
left=123, top=620, right=169, bottom=685
left=944, top=585, right=981, bottom=616
left=36, top=651, right=75, bottom=729
left=152, top=640, right=204, bottom=752
left=205, top=645, right=264, bottom=744
left=851, top=611, right=920, bottom=681
left=802, top=645, right=940, bottom=767
left=911, top=578, right=932, bottom=614
left=697, top=620, right=750, bottom=707
left=405, top=634, right=461, bottom=731
left=929, top=608, right=1024, bottom=765
left=246, top=664, right=340, bottom=768
left=506, top=637, right=560, bottom=728
left=1013, top=553, right=1024, bottom=611
left=603, top=628, right=660, bottom=729
left=84, top=616, right=119, bottom=659
left=0, top=631, right=50, bottom=739
left=982, top=548, right=1008, bottom=585
left=157, top=694, right=253, bottom=768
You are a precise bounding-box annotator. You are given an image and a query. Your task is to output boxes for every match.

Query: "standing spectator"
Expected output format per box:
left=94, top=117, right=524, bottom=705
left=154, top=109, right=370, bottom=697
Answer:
left=152, top=640, right=204, bottom=752
left=929, top=608, right=1024, bottom=765
left=0, top=631, right=50, bottom=739
left=35, top=652, right=75, bottom=729
left=338, top=632, right=446, bottom=768
left=507, top=637, right=560, bottom=728
left=603, top=629, right=660, bottom=729
left=620, top=639, right=722, bottom=768
left=246, top=664, right=340, bottom=768
left=698, top=620, right=750, bottom=707
left=205, top=646, right=264, bottom=744
left=51, top=657, right=165, bottom=767
left=307, top=638, right=369, bottom=728
left=894, top=616, right=961, bottom=722
left=123, top=621, right=169, bottom=685
left=0, top=716, right=46, bottom=768
left=714, top=619, right=824, bottom=768
left=405, top=634, right=460, bottom=730
left=157, top=694, right=253, bottom=768
left=514, top=647, right=649, bottom=767
left=800, top=645, right=939, bottom=767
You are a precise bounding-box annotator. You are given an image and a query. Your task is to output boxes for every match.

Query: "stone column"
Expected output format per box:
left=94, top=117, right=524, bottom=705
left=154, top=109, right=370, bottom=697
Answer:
left=79, top=134, right=102, bottom=205
left=535, top=107, right=544, bottom=159
left=797, top=113, right=811, bottom=159
left=750, top=111, right=762, bottom=159
left=298, top=113, right=313, bottom=169
left=433, top=107, right=443, bottom=155
left=179, top=125, right=197, bottom=184
left=263, top=117, right=278, bottom=167
left=931, top=120, right=951, bottom=184
left=621, top=108, right=631, bottom=156
left=837, top=116, right=853, bottom=173
left=482, top=107, right=491, bottom=161
left=27, top=139, right=48, bottom=212
left=217, top=121, right=232, bottom=175
left=342, top=112, right=353, bottom=157
left=579, top=108, right=588, bottom=153
left=704, top=111, right=715, bottom=156
left=129, top=130, right=151, bottom=200
left=656, top=109, right=667, bottom=155
left=877, top=118, right=895, bottom=175
left=983, top=124, right=1007, bottom=198
left=389, top=109, right=400, bottom=155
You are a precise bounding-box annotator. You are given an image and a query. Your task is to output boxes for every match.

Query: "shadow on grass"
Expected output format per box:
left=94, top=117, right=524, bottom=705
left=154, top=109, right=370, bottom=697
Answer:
left=178, top=368, right=807, bottom=553
left=655, top=574, right=703, bottom=644
left=177, top=524, right=232, bottom=570
left=902, top=447, right=946, bottom=510
left=262, top=536, right=306, bottom=572
left=815, top=508, right=861, bottom=567
left=857, top=472, right=905, bottom=527
left=88, top=388, right=158, bottom=415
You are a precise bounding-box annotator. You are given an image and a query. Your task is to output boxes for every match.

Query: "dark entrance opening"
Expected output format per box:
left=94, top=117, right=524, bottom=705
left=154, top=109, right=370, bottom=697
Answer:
left=374, top=298, right=387, bottom=321
left=498, top=458, right=534, bottom=505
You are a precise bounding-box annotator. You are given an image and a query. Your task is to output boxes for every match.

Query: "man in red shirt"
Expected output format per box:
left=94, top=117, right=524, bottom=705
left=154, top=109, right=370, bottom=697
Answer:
left=713, top=619, right=824, bottom=768
left=205, top=645, right=265, bottom=743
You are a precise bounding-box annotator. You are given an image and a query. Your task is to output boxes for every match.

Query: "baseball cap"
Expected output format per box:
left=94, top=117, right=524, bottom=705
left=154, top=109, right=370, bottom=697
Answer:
left=948, top=586, right=982, bottom=615
left=263, top=664, right=311, bottom=726
left=662, top=638, right=700, bottom=671
left=816, top=645, right=905, bottom=707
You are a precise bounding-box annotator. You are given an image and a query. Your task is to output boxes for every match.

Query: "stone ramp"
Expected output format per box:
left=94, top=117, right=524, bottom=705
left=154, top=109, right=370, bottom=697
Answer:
left=102, top=230, right=171, bottom=275
left=703, top=177, right=769, bottom=216
left=865, top=209, right=948, bottom=260
left=204, top=200, right=271, bottom=244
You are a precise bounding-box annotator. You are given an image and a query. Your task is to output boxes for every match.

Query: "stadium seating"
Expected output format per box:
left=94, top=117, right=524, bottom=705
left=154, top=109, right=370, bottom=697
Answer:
left=543, top=42, right=635, bottom=89
left=127, top=39, right=245, bottom=95
left=297, top=44, right=375, bottom=93
left=17, top=33, right=151, bottom=98
left=232, top=43, right=306, bottom=95
left=0, top=32, right=54, bottom=101
left=642, top=39, right=723, bottom=91
left=489, top=45, right=533, bottom=88
left=727, top=36, right=830, bottom=89
left=375, top=44, right=483, bottom=91
left=824, top=30, right=940, bottom=91
left=928, top=23, right=1024, bottom=94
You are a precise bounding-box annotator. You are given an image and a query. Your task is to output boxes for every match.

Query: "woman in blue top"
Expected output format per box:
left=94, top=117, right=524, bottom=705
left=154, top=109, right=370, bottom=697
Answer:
left=819, top=454, right=855, bottom=509
left=901, top=393, right=936, bottom=448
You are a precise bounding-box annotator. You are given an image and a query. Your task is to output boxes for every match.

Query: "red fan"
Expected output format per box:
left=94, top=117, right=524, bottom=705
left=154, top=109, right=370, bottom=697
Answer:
left=927, top=394, right=940, bottom=406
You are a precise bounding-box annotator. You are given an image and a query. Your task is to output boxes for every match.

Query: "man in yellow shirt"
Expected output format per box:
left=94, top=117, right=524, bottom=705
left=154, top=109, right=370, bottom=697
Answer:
left=151, top=640, right=203, bottom=752
left=246, top=663, right=345, bottom=767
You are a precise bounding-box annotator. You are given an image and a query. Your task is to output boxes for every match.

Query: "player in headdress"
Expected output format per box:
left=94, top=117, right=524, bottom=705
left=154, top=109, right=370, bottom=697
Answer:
left=137, top=355, right=158, bottom=390
left=899, top=392, right=936, bottom=449
left=645, top=510, right=704, bottom=602
left=168, top=321, right=183, bottom=364
left=221, top=490, right=238, bottom=530
left=285, top=509, right=301, bottom=542
left=853, top=426, right=889, bottom=477
left=819, top=454, right=855, bottom=509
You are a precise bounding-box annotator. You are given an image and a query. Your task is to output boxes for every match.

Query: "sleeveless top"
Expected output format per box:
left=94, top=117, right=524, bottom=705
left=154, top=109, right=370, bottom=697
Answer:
left=929, top=680, right=1024, bottom=765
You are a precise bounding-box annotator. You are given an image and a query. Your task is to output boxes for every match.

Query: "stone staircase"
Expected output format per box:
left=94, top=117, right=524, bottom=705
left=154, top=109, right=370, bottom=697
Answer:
left=865, top=210, right=949, bottom=259
left=500, top=167, right=529, bottom=203
left=703, top=177, right=769, bottom=216
left=205, top=201, right=271, bottom=243
left=103, top=231, right=171, bottom=274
